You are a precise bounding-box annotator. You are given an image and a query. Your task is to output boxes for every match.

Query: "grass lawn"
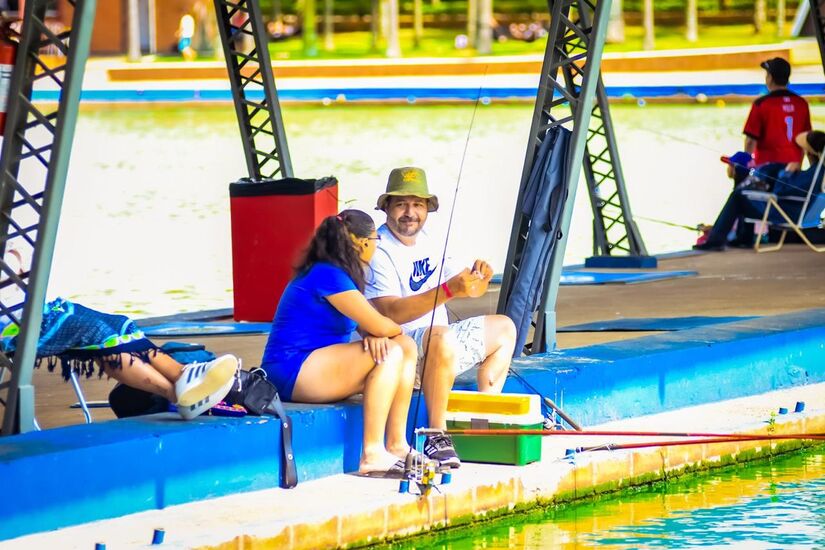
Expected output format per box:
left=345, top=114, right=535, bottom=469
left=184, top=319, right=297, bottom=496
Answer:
left=150, top=22, right=797, bottom=62
left=266, top=22, right=794, bottom=60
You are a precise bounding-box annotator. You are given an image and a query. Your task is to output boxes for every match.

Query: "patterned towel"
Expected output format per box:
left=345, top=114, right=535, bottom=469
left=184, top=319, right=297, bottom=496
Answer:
left=2, top=298, right=157, bottom=379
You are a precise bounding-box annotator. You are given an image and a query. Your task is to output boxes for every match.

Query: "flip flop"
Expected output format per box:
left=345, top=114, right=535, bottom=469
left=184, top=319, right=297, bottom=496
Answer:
left=350, top=458, right=407, bottom=479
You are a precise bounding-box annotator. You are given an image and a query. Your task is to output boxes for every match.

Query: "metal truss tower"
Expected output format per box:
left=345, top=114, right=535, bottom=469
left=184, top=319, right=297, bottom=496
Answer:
left=214, top=0, right=293, bottom=179
left=809, top=0, right=825, bottom=78
left=0, top=0, right=97, bottom=435
left=498, top=0, right=613, bottom=353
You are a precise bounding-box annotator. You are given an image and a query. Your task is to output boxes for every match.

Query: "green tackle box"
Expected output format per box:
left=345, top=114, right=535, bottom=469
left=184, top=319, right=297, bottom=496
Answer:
left=445, top=391, right=543, bottom=466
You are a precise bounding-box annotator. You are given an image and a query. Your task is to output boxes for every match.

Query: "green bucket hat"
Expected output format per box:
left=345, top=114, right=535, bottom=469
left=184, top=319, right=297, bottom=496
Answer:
left=376, top=167, right=439, bottom=212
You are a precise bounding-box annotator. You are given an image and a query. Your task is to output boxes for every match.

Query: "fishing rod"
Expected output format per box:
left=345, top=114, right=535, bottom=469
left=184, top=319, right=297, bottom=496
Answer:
left=574, top=434, right=825, bottom=453
left=445, top=428, right=825, bottom=440
left=507, top=368, right=582, bottom=431
left=410, top=67, right=489, bottom=440
left=634, top=215, right=703, bottom=232
left=625, top=120, right=817, bottom=196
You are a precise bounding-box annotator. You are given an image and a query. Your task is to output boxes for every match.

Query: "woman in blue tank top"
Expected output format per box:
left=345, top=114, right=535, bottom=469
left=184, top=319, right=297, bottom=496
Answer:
left=261, top=209, right=418, bottom=477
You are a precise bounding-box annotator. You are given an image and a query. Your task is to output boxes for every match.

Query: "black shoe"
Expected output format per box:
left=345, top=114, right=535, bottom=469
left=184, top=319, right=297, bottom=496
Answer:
left=424, top=433, right=461, bottom=469
left=726, top=239, right=753, bottom=249
left=692, top=241, right=725, bottom=251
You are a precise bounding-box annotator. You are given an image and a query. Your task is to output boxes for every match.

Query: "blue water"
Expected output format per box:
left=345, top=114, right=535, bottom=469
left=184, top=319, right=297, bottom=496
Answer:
left=386, top=448, right=825, bottom=549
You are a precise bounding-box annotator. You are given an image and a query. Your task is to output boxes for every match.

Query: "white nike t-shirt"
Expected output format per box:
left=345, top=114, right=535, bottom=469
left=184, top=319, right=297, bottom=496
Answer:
left=365, top=224, right=458, bottom=333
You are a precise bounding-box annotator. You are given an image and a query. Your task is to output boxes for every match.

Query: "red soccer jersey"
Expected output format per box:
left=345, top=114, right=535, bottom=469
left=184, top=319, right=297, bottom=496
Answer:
left=743, top=89, right=811, bottom=165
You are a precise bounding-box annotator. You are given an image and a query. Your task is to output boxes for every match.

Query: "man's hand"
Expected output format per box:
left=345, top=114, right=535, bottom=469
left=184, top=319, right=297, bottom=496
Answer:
left=467, top=260, right=493, bottom=298
left=784, top=161, right=802, bottom=172
left=445, top=268, right=482, bottom=298
left=445, top=261, right=494, bottom=299
left=363, top=336, right=391, bottom=364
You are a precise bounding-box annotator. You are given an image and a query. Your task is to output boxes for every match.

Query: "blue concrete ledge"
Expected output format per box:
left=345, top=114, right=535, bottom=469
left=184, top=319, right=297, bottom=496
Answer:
left=491, top=307, right=825, bottom=426
left=3, top=308, right=825, bottom=541
left=29, top=82, right=825, bottom=104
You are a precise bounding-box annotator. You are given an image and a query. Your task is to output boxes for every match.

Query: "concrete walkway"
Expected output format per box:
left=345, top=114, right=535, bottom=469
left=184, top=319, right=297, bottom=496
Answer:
left=4, top=382, right=822, bottom=550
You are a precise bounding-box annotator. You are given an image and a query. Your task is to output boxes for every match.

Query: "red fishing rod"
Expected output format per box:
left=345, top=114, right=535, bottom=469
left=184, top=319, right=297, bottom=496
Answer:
left=575, top=435, right=825, bottom=453
left=446, top=428, right=825, bottom=440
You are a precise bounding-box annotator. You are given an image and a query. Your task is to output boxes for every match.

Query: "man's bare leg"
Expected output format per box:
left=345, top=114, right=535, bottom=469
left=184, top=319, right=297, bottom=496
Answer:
left=419, top=326, right=458, bottom=430
left=476, top=314, right=517, bottom=393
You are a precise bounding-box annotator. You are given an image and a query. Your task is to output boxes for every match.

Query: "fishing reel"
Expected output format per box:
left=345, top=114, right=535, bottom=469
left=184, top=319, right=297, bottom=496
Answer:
left=398, top=428, right=453, bottom=496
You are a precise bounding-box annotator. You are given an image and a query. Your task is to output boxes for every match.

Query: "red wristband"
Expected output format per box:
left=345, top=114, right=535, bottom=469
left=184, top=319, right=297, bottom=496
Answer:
left=441, top=282, right=453, bottom=299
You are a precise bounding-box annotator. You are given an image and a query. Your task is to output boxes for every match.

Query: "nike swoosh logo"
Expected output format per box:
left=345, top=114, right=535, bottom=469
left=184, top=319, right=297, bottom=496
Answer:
left=409, top=267, right=437, bottom=291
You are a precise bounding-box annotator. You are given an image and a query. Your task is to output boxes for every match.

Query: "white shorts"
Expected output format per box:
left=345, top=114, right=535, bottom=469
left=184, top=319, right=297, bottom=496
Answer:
left=407, top=316, right=486, bottom=388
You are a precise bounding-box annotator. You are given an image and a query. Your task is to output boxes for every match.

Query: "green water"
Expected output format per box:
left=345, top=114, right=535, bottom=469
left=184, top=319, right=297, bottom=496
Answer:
left=42, top=102, right=825, bottom=315
left=385, top=448, right=825, bottom=549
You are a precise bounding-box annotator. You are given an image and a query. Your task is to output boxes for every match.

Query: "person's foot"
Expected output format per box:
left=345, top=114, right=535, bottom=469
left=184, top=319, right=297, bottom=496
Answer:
left=175, top=354, right=239, bottom=408
left=388, top=444, right=416, bottom=461
left=692, top=241, right=725, bottom=251
left=358, top=450, right=406, bottom=477
left=424, top=433, right=461, bottom=469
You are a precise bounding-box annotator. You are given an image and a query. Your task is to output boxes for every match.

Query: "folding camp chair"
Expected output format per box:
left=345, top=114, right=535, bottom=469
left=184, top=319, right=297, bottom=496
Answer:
left=743, top=152, right=825, bottom=253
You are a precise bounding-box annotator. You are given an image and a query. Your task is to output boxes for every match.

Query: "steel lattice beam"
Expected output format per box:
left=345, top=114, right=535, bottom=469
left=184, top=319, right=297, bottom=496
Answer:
left=214, top=0, right=293, bottom=179
left=809, top=0, right=825, bottom=77
left=582, top=80, right=647, bottom=256
left=498, top=0, right=612, bottom=353
left=0, top=0, right=97, bottom=435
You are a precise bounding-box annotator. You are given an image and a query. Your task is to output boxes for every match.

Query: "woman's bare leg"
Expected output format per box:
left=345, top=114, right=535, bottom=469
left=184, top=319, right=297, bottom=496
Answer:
left=102, top=353, right=176, bottom=402
left=146, top=351, right=184, bottom=382
left=385, top=335, right=417, bottom=459
left=292, top=339, right=407, bottom=472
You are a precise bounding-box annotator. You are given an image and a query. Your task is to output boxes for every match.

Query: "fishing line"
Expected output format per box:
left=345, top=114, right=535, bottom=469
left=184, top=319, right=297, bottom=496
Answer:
left=624, top=119, right=820, bottom=196
left=409, top=67, right=489, bottom=443
left=634, top=215, right=703, bottom=232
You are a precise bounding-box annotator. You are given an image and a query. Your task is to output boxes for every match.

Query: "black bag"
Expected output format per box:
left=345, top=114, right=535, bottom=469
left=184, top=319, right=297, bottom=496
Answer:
left=225, top=368, right=298, bottom=488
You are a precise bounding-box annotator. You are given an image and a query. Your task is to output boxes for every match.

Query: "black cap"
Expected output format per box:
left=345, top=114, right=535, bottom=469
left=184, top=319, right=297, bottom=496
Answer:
left=760, top=57, right=791, bottom=86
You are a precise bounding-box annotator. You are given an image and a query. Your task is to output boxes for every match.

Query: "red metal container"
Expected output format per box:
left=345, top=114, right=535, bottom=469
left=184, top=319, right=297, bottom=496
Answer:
left=229, top=177, right=338, bottom=321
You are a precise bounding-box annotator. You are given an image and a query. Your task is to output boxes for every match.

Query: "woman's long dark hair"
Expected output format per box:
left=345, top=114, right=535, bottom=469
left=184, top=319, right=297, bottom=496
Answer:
left=297, top=209, right=375, bottom=291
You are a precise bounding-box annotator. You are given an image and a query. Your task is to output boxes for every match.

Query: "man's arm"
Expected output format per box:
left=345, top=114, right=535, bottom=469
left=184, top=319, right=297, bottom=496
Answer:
left=744, top=136, right=757, bottom=155
left=371, top=268, right=480, bottom=325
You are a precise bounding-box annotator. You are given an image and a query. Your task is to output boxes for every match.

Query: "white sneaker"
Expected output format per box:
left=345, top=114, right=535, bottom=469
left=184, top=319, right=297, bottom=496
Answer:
left=177, top=368, right=238, bottom=420
left=175, top=354, right=239, bottom=408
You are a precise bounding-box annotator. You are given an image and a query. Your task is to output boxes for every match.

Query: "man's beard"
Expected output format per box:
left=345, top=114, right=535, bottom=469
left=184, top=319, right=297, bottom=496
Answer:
left=390, top=217, right=422, bottom=237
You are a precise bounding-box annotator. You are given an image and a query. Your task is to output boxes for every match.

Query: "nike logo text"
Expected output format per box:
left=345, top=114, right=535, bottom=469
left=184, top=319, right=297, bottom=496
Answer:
left=409, top=258, right=436, bottom=291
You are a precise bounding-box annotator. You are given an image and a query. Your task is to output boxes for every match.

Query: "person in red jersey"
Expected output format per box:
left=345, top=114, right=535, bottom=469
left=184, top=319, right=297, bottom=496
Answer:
left=743, top=57, right=811, bottom=170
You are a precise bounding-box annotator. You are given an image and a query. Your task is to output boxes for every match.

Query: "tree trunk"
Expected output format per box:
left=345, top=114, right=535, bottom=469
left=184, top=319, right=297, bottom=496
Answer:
left=127, top=0, right=141, bottom=61
left=386, top=0, right=401, bottom=57
left=642, top=0, right=654, bottom=50
left=606, top=0, right=625, bottom=44
left=303, top=0, right=319, bottom=57
left=370, top=0, right=380, bottom=51
left=754, top=0, right=766, bottom=34
left=476, top=0, right=492, bottom=54
left=776, top=0, right=786, bottom=37
left=323, top=0, right=334, bottom=51
left=685, top=0, right=698, bottom=42
left=467, top=0, right=477, bottom=48
left=413, top=0, right=423, bottom=48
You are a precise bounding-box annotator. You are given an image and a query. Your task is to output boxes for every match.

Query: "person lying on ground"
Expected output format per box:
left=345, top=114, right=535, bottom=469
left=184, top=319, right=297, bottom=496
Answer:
left=0, top=297, right=239, bottom=420
left=365, top=167, right=517, bottom=470
left=694, top=130, right=825, bottom=251
left=260, top=209, right=418, bottom=477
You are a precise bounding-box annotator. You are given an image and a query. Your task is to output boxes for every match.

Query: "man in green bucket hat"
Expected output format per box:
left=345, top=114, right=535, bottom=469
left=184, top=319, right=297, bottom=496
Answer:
left=366, top=166, right=517, bottom=470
